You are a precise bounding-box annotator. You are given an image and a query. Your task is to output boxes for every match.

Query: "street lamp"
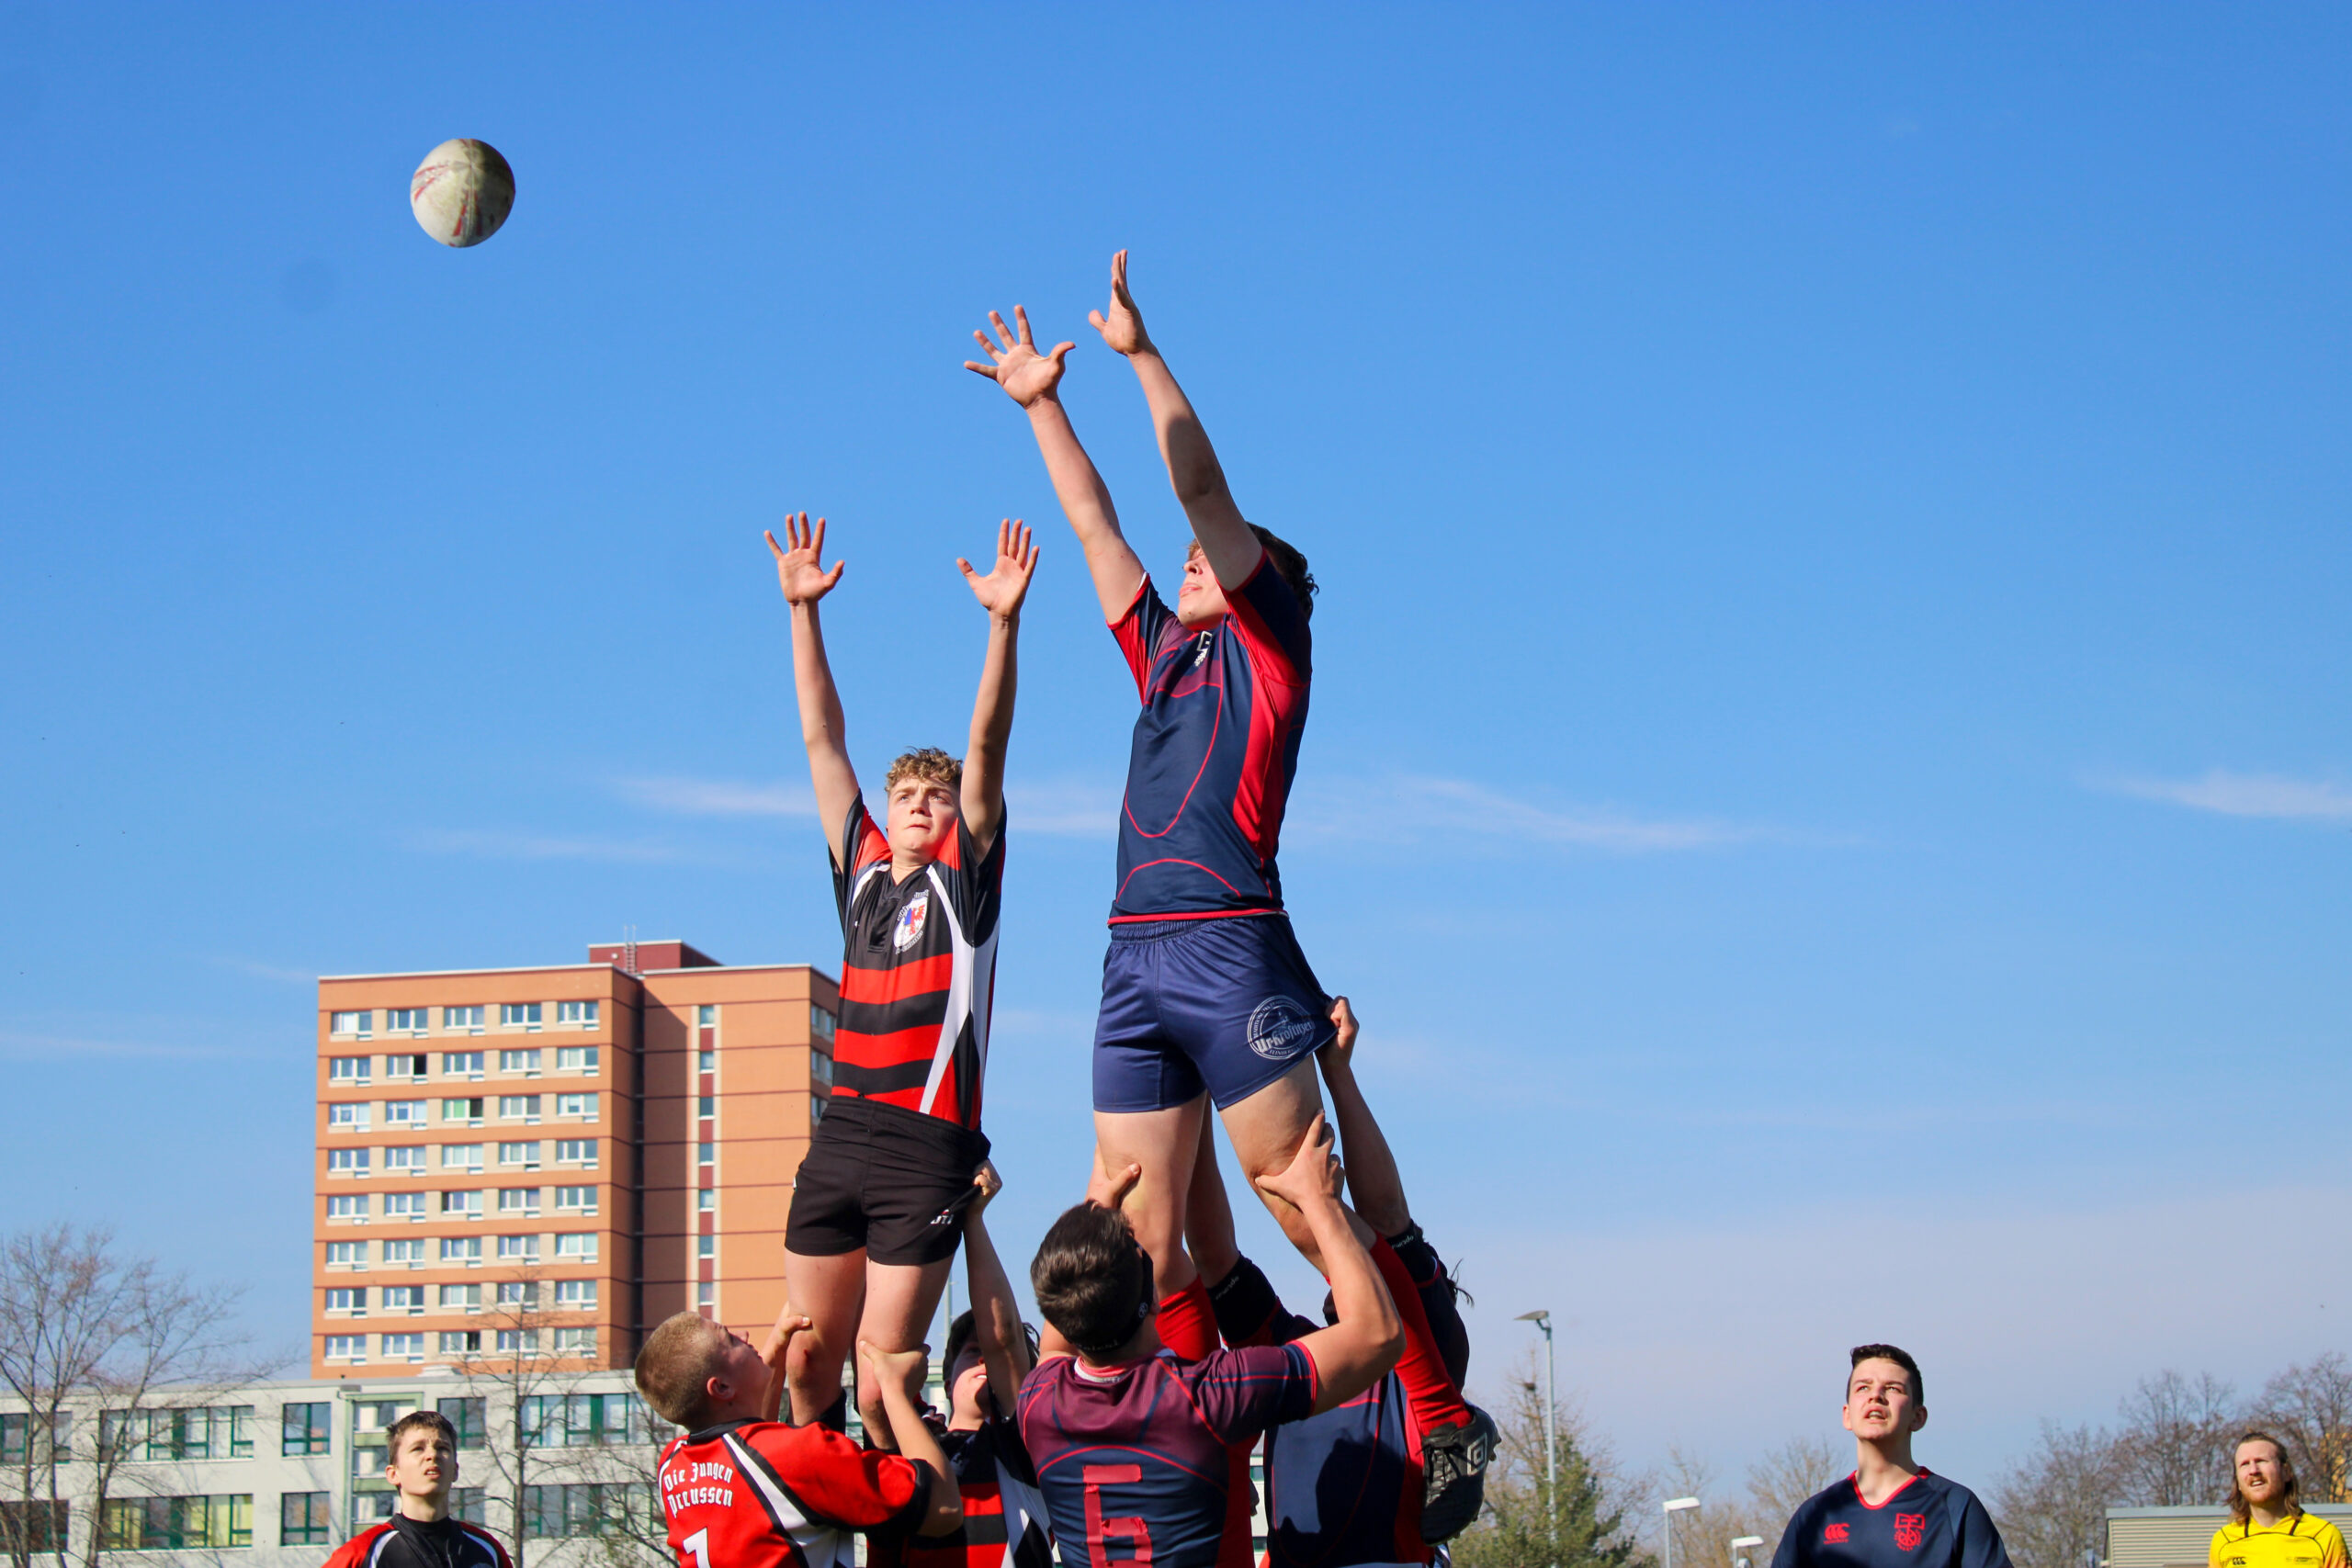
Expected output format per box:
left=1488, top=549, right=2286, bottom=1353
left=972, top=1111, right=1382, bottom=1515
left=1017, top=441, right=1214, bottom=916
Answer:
left=1663, top=1495, right=1702, bottom=1568
left=1516, top=1311, right=1557, bottom=1567
left=1734, top=1533, right=1766, bottom=1568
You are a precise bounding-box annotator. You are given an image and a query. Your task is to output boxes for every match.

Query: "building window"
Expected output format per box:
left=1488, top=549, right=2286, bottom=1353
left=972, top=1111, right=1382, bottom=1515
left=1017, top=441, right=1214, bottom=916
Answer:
left=554, top=1138, right=598, bottom=1167
left=438, top=1398, right=487, bottom=1450
left=518, top=1394, right=656, bottom=1451
left=499, top=1095, right=541, bottom=1122
left=442, top=1190, right=482, bottom=1217
left=444, top=1006, right=485, bottom=1033
left=281, top=1404, right=331, bottom=1458
left=438, top=1283, right=482, bottom=1313
left=442, top=1144, right=482, bottom=1171
left=499, top=1048, right=542, bottom=1075
left=554, top=1279, right=598, bottom=1310
left=697, top=1094, right=715, bottom=1120
left=497, top=1188, right=541, bottom=1217
left=382, top=1238, right=424, bottom=1265
left=698, top=1048, right=715, bottom=1074
left=497, top=1280, right=537, bottom=1311
left=326, top=1101, right=368, bottom=1132
left=0, top=1500, right=68, bottom=1554
left=695, top=1235, right=715, bottom=1259
left=281, top=1491, right=331, bottom=1547
left=497, top=1235, right=541, bottom=1262
left=697, top=1142, right=714, bottom=1167
left=811, top=1005, right=836, bottom=1042
left=696, top=1281, right=714, bottom=1307
left=557, top=1093, right=595, bottom=1120
left=387, top=1009, right=429, bottom=1033
left=555, top=1002, right=600, bottom=1030
left=385, top=1145, right=426, bottom=1173
left=552, top=1327, right=595, bottom=1355
left=381, top=1333, right=424, bottom=1361
left=107, top=1406, right=251, bottom=1462
left=437, top=1329, right=482, bottom=1357
left=554, top=1186, right=597, bottom=1215
left=384, top=1192, right=427, bottom=1221
left=811, top=1052, right=833, bottom=1094
left=697, top=1189, right=716, bottom=1213
left=497, top=1328, right=539, bottom=1354
left=102, top=1494, right=252, bottom=1551
left=328, top=1055, right=371, bottom=1085
left=330, top=1011, right=372, bottom=1038
left=443, top=1050, right=484, bottom=1077
left=383, top=1285, right=424, bottom=1314
left=386, top=1052, right=429, bottom=1078
left=323, top=1334, right=365, bottom=1361
left=326, top=1195, right=368, bottom=1222
left=384, top=1100, right=427, bottom=1129
left=554, top=1233, right=598, bottom=1262
left=501, top=1004, right=542, bottom=1031
left=440, top=1236, right=481, bottom=1265
left=556, top=1044, right=599, bottom=1073
left=326, top=1147, right=370, bottom=1177
left=697, top=1005, right=716, bottom=1026
left=325, top=1288, right=365, bottom=1315
left=498, top=1141, right=541, bottom=1168
left=443, top=1097, right=485, bottom=1125
left=325, top=1241, right=366, bottom=1268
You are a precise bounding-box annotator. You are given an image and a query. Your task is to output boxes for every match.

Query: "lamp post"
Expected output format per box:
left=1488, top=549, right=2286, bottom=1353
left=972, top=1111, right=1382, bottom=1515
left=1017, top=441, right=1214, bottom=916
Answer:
left=1664, top=1495, right=1702, bottom=1568
left=1516, top=1311, right=1557, bottom=1565
left=1734, top=1533, right=1767, bottom=1568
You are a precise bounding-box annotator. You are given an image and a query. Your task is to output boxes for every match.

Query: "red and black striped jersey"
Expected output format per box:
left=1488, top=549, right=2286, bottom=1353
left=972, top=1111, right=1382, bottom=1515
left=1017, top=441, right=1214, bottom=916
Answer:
left=655, top=1417, right=934, bottom=1568
left=830, top=794, right=1006, bottom=1130
left=868, top=1416, right=1054, bottom=1568
left=324, top=1517, right=513, bottom=1568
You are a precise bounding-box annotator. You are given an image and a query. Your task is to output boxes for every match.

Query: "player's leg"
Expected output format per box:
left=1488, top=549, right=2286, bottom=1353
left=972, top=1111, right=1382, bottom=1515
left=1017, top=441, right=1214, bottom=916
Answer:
left=1091, top=1100, right=1208, bottom=1301
left=851, top=1258, right=956, bottom=1438
left=1091, top=931, right=1213, bottom=1304
left=781, top=1248, right=866, bottom=1426
left=1215, top=1061, right=1329, bottom=1269
left=854, top=1107, right=991, bottom=1434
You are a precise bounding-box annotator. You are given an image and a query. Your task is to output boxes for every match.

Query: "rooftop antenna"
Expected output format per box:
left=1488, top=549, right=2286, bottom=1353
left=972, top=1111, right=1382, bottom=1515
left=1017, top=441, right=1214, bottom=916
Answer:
left=623, top=925, right=638, bottom=977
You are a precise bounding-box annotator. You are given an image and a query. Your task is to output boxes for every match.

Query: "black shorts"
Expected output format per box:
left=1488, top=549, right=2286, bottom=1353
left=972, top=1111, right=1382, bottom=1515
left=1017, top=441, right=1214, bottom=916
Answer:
left=785, top=1095, right=990, bottom=1267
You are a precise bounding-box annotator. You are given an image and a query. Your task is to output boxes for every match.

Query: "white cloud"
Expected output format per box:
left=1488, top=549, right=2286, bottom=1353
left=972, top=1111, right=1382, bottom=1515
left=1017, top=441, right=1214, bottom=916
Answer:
left=1294, top=774, right=1783, bottom=853
left=2106, top=770, right=2352, bottom=821
left=1004, top=780, right=1122, bottom=839
left=614, top=776, right=817, bottom=818
left=404, top=829, right=693, bottom=864
left=0, top=1030, right=270, bottom=1062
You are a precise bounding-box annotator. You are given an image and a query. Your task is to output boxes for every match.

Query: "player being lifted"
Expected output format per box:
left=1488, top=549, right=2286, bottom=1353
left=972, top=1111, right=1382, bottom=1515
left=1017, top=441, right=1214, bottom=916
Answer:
left=966, top=251, right=1339, bottom=1369
left=764, top=511, right=1037, bottom=1434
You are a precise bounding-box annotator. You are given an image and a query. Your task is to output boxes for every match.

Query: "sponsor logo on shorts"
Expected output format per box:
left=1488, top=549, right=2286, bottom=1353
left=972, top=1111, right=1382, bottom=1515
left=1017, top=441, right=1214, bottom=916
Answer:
left=1824, top=1525, right=1850, bottom=1544
left=892, top=891, right=930, bottom=952
left=1246, top=996, right=1319, bottom=1061
left=1894, top=1516, right=1925, bottom=1553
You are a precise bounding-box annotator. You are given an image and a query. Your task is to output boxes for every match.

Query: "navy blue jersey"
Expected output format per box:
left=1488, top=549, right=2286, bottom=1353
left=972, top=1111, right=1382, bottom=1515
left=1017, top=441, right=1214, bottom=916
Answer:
left=1107, top=558, right=1311, bottom=922
left=1772, top=1472, right=2012, bottom=1568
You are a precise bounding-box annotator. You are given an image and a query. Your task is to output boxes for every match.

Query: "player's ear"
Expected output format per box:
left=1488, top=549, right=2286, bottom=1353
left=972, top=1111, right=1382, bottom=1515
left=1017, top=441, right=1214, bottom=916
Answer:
left=1911, top=1404, right=1928, bottom=1431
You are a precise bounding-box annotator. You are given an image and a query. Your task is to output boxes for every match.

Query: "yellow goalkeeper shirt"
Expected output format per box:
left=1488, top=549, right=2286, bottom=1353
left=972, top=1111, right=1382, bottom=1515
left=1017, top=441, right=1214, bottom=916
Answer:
left=2211, top=1513, right=2347, bottom=1568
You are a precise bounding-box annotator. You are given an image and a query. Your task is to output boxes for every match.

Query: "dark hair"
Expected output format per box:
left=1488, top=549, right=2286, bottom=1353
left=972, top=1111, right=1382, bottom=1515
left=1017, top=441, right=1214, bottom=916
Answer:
left=943, top=1310, right=1042, bottom=1382
left=635, top=1309, right=725, bottom=1429
left=1031, top=1202, right=1154, bottom=1358
left=1849, top=1343, right=1923, bottom=1407
left=2230, top=1430, right=2300, bottom=1527
left=1188, top=527, right=1317, bottom=620
left=385, top=1408, right=457, bottom=1460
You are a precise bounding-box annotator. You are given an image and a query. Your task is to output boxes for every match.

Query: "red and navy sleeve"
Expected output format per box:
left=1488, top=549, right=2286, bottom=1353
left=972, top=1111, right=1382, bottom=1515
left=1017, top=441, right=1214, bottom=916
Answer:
left=831, top=793, right=891, bottom=926
left=745, top=1423, right=933, bottom=1540
left=1108, top=576, right=1178, bottom=701
left=1205, top=1254, right=1317, bottom=1348
left=1187, top=1342, right=1319, bottom=1445
left=322, top=1523, right=393, bottom=1568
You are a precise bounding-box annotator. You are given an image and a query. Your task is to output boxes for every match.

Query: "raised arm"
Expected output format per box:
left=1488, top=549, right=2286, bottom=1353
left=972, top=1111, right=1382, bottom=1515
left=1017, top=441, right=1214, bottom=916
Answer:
left=1316, top=998, right=1410, bottom=1238
left=955, top=520, right=1038, bottom=857
left=1088, top=251, right=1263, bottom=592
left=960, top=1160, right=1033, bottom=1414
left=764, top=513, right=862, bottom=867
left=967, top=305, right=1146, bottom=622
left=754, top=1303, right=814, bottom=1425
left=1182, top=1113, right=1241, bottom=1288
left=1252, top=1116, right=1402, bottom=1416
left=857, top=1342, right=965, bottom=1538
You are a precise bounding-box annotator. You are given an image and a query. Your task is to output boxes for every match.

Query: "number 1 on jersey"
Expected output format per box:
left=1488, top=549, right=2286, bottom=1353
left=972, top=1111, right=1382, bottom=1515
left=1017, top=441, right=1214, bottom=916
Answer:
left=682, top=1529, right=711, bottom=1568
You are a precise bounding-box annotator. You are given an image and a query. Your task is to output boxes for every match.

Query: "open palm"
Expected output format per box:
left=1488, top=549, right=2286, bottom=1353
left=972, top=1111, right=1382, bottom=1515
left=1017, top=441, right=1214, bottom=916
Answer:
left=965, top=306, right=1073, bottom=408
left=1087, top=249, right=1153, bottom=356
left=959, top=519, right=1040, bottom=618
left=764, top=512, right=844, bottom=605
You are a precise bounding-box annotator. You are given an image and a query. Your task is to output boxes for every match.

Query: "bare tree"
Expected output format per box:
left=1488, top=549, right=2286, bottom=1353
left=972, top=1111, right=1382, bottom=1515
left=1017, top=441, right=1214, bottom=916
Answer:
left=1645, top=1437, right=1843, bottom=1568
left=2111, top=1371, right=2237, bottom=1507
left=1992, top=1422, right=2129, bottom=1568
left=1745, top=1436, right=1847, bottom=1559
left=1455, top=1350, right=1645, bottom=1568
left=0, top=1224, right=261, bottom=1568
left=2253, top=1355, right=2352, bottom=1506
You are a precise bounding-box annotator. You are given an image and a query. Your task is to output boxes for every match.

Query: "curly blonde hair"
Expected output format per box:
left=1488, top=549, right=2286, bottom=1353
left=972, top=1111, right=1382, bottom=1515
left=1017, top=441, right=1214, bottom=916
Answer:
left=884, top=748, right=962, bottom=793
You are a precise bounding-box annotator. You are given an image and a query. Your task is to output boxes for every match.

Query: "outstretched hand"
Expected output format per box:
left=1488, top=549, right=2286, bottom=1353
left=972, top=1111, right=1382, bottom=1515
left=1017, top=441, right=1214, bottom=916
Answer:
left=965, top=306, right=1075, bottom=408
left=757, top=1304, right=813, bottom=1375
left=1254, top=1112, right=1343, bottom=1213
left=958, top=519, right=1040, bottom=621
left=764, top=513, right=845, bottom=606
left=1087, top=250, right=1153, bottom=357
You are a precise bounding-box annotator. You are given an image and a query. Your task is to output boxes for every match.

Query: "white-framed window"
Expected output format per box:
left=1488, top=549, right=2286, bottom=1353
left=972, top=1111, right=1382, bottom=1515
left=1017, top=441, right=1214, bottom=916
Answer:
left=554, top=1138, right=597, bottom=1167
left=497, top=1188, right=540, bottom=1216
left=444, top=1050, right=483, bottom=1078
left=811, top=1005, right=836, bottom=1043
left=384, top=1145, right=427, bottom=1174
left=552, top=1327, right=595, bottom=1354
left=385, top=1052, right=429, bottom=1079
left=697, top=1189, right=716, bottom=1213
left=497, top=1281, right=537, bottom=1310
left=554, top=1233, right=598, bottom=1262
left=496, top=1329, right=538, bottom=1354
left=384, top=1100, right=427, bottom=1129
left=555, top=1045, right=599, bottom=1073
left=498, top=1141, right=540, bottom=1168
left=554, top=1280, right=599, bottom=1311
left=326, top=1102, right=368, bottom=1132
left=382, top=1239, right=424, bottom=1265
left=555, top=1002, right=600, bottom=1030
left=444, top=1006, right=485, bottom=1033
left=440, top=1236, right=481, bottom=1265
left=382, top=1285, right=425, bottom=1314
left=497, top=1235, right=540, bottom=1262
left=501, top=1004, right=542, bottom=1032
left=331, top=1010, right=373, bottom=1038
left=328, top=1056, right=371, bottom=1086
left=326, top=1194, right=368, bottom=1222
left=441, top=1144, right=483, bottom=1171
left=696, top=1281, right=714, bottom=1307
left=381, top=1333, right=424, bottom=1361
left=327, top=1147, right=370, bottom=1177
left=384, top=1191, right=428, bottom=1220
left=554, top=1186, right=597, bottom=1215
left=438, top=1330, right=481, bottom=1355
left=323, top=1334, right=365, bottom=1361
left=439, top=1284, right=481, bottom=1313
left=697, top=1142, right=715, bottom=1167
left=498, top=1048, right=542, bottom=1075
left=325, top=1241, right=367, bottom=1268
left=442, top=1190, right=482, bottom=1217
left=696, top=1234, right=715, bottom=1258
left=557, top=1093, right=595, bottom=1120
left=324, top=1288, right=365, bottom=1315
left=811, top=1052, right=833, bottom=1094
left=499, top=1095, right=541, bottom=1122
left=387, top=1008, right=430, bottom=1033
left=697, top=1094, right=715, bottom=1120
left=442, top=1096, right=484, bottom=1125
left=698, top=1048, right=715, bottom=1074
left=697, top=1005, right=716, bottom=1026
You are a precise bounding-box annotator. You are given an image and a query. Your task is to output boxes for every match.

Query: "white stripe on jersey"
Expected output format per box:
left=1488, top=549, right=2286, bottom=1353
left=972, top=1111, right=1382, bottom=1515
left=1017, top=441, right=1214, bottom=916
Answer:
left=721, top=1430, right=853, bottom=1568
left=915, top=859, right=997, bottom=1121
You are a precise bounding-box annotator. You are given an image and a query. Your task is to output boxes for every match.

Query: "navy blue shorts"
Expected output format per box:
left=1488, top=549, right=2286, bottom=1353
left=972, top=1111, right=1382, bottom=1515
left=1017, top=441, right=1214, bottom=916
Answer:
left=1092, top=916, right=1336, bottom=1112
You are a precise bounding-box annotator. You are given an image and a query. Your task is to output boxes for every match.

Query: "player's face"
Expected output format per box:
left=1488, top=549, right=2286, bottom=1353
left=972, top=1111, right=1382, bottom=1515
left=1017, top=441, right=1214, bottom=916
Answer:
left=947, top=1347, right=990, bottom=1426
left=384, top=1428, right=456, bottom=1499
left=1175, top=546, right=1230, bottom=628
left=887, top=777, right=960, bottom=863
left=709, top=1325, right=769, bottom=1406
left=2237, top=1441, right=2286, bottom=1506
left=1841, top=1359, right=1921, bottom=1442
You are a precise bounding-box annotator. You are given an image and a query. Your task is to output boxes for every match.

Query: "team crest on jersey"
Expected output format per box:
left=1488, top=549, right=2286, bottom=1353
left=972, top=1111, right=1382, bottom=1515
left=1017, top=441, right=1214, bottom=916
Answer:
left=892, top=890, right=931, bottom=951
left=1894, top=1515, right=1925, bottom=1552
left=1246, top=996, right=1319, bottom=1060
left=1825, top=1524, right=1850, bottom=1544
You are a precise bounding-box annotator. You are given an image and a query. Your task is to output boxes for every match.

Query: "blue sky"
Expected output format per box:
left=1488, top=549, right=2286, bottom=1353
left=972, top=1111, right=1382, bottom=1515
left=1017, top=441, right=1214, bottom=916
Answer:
left=4, top=2, right=2347, bottom=1496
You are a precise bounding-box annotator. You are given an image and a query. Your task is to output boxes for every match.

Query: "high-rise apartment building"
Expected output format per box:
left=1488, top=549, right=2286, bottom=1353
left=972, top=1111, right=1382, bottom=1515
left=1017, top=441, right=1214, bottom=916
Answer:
left=311, top=941, right=838, bottom=1377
